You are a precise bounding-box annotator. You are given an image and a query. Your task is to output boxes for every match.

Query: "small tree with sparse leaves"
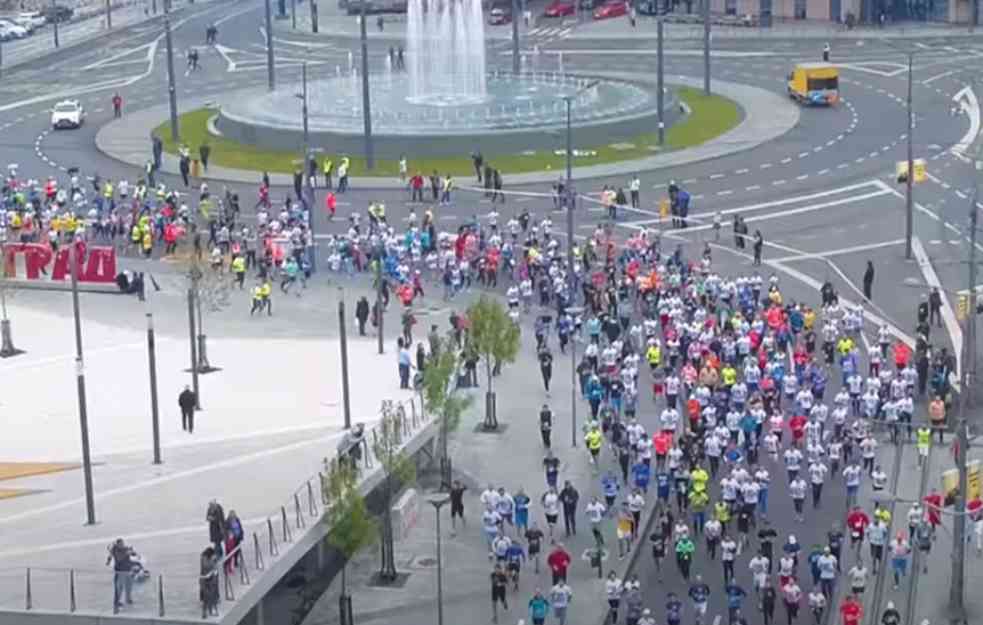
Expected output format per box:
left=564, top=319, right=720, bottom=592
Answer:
left=374, top=401, right=417, bottom=582
left=423, top=340, right=473, bottom=489
left=323, top=457, right=376, bottom=605
left=466, top=295, right=521, bottom=430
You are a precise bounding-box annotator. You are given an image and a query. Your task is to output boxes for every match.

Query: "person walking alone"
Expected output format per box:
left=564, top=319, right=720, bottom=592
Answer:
left=863, top=261, right=874, bottom=301
left=179, top=385, right=197, bottom=433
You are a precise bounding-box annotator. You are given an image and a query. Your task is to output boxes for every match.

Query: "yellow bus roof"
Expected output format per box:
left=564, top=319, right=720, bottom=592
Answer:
left=795, top=62, right=838, bottom=72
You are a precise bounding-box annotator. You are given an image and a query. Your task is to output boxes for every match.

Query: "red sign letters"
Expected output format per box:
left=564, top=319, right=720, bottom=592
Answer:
left=2, top=243, right=117, bottom=283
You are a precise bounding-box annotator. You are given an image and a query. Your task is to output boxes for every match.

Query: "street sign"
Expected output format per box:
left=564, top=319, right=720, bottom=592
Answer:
left=958, top=293, right=969, bottom=320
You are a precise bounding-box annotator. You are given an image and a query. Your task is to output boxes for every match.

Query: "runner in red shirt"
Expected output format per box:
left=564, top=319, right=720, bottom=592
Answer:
left=546, top=544, right=571, bottom=585
left=789, top=414, right=807, bottom=448
left=846, top=506, right=870, bottom=557
left=839, top=595, right=863, bottom=625
left=924, top=489, right=943, bottom=530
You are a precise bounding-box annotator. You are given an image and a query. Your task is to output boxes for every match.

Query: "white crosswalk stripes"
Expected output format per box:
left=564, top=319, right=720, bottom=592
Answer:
left=525, top=25, right=574, bottom=41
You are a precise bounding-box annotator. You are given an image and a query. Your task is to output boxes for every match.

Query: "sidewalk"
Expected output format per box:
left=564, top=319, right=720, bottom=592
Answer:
left=568, top=16, right=983, bottom=40
left=0, top=279, right=418, bottom=621
left=1, top=0, right=222, bottom=69
left=95, top=75, right=797, bottom=188
left=905, top=441, right=983, bottom=625
left=302, top=334, right=661, bottom=625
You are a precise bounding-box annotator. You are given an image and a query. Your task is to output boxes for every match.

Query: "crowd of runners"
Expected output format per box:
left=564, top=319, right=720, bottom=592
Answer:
left=4, top=162, right=980, bottom=625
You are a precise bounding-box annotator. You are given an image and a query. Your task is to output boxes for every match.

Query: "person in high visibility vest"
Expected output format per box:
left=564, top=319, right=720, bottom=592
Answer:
left=259, top=281, right=272, bottom=316
left=584, top=425, right=603, bottom=465
left=130, top=223, right=142, bottom=250
left=916, top=427, right=931, bottom=466
left=141, top=229, right=153, bottom=258
left=440, top=174, right=453, bottom=205
left=250, top=281, right=265, bottom=316
left=231, top=255, right=246, bottom=289
left=322, top=158, right=334, bottom=190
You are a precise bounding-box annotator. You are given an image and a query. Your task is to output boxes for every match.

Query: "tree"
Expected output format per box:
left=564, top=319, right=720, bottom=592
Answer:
left=422, top=339, right=473, bottom=490
left=466, top=295, right=520, bottom=430
left=323, top=456, right=376, bottom=625
left=374, top=400, right=416, bottom=582
left=185, top=250, right=227, bottom=374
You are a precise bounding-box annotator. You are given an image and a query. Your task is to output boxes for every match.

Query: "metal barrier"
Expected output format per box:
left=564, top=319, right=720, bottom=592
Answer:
left=2, top=396, right=430, bottom=619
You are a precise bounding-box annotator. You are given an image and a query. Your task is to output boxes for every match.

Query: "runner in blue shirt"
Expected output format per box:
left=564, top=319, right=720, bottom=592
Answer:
left=632, top=460, right=651, bottom=493
left=505, top=541, right=526, bottom=591
left=666, top=592, right=683, bottom=625
left=656, top=471, right=671, bottom=506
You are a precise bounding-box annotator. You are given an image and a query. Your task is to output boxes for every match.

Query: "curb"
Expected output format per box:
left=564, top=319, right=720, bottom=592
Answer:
left=94, top=75, right=797, bottom=188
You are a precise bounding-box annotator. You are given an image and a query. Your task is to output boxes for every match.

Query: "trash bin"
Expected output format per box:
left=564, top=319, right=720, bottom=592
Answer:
left=191, top=159, right=201, bottom=178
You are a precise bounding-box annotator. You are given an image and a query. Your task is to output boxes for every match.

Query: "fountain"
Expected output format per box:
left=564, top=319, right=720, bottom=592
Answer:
left=216, top=0, right=676, bottom=158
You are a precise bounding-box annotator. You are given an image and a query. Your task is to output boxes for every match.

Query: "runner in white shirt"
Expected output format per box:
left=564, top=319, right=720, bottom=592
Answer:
left=808, top=462, right=828, bottom=509
left=789, top=477, right=808, bottom=522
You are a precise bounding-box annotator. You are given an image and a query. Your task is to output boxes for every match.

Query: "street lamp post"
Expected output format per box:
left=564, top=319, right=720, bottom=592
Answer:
left=359, top=2, right=374, bottom=169
left=146, top=288, right=161, bottom=465
left=657, top=17, right=665, bottom=145
left=428, top=495, right=450, bottom=625
left=511, top=0, right=520, bottom=74
left=561, top=80, right=596, bottom=448
left=106, top=0, right=112, bottom=29
left=265, top=0, right=276, bottom=91
left=187, top=286, right=200, bottom=409
left=69, top=246, right=96, bottom=525
left=310, top=0, right=319, bottom=32
left=164, top=0, right=179, bottom=142
left=292, top=0, right=297, bottom=28
left=702, top=0, right=710, bottom=95
left=949, top=137, right=983, bottom=625
left=338, top=288, right=353, bottom=430
left=905, top=51, right=914, bottom=260
left=52, top=0, right=59, bottom=47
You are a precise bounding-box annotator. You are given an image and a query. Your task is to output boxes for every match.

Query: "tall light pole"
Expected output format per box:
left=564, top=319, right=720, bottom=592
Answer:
left=187, top=286, right=200, bottom=409
left=52, top=0, right=59, bottom=47
left=949, top=134, right=983, bottom=625
left=657, top=17, right=665, bottom=145
left=106, top=0, right=112, bottom=29
left=164, top=0, right=179, bottom=142
left=702, top=0, right=710, bottom=95
left=428, top=495, right=450, bottom=625
left=291, top=0, right=297, bottom=28
left=265, top=0, right=276, bottom=91
left=338, top=288, right=353, bottom=430
left=561, top=80, right=595, bottom=447
left=146, top=285, right=161, bottom=465
left=511, top=0, right=520, bottom=74
left=904, top=51, right=914, bottom=260
left=359, top=2, right=374, bottom=169
left=310, top=0, right=319, bottom=32
left=69, top=245, right=96, bottom=526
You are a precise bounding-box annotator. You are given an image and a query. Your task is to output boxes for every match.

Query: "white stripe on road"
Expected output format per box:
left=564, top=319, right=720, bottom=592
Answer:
left=922, top=70, right=955, bottom=85
left=770, top=238, right=904, bottom=262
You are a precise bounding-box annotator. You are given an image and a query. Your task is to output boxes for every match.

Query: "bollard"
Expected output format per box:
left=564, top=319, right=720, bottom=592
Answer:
left=25, top=568, right=31, bottom=610
left=281, top=506, right=292, bottom=542
left=294, top=493, right=305, bottom=529
left=268, top=518, right=279, bottom=557
left=307, top=480, right=318, bottom=516
left=158, top=574, right=165, bottom=617
left=254, top=533, right=265, bottom=571
left=69, top=569, right=76, bottom=612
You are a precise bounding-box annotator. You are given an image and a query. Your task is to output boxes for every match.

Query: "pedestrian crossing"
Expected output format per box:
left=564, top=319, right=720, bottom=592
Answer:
left=527, top=26, right=574, bottom=38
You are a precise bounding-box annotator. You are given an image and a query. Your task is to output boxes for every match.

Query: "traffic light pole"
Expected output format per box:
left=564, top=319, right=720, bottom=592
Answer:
left=949, top=140, right=982, bottom=625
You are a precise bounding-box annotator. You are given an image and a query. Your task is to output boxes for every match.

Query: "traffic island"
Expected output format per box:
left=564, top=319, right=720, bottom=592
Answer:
left=150, top=86, right=739, bottom=178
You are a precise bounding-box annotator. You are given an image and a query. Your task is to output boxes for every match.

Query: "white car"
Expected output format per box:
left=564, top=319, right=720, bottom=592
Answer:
left=18, top=11, right=47, bottom=28
left=0, top=20, right=28, bottom=38
left=51, top=100, right=85, bottom=129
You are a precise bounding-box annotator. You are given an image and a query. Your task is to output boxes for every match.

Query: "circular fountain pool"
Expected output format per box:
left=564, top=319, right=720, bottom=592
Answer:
left=216, top=71, right=676, bottom=159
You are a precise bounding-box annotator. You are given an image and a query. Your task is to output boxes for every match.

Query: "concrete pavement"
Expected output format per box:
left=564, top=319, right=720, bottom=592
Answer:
left=0, top=275, right=418, bottom=621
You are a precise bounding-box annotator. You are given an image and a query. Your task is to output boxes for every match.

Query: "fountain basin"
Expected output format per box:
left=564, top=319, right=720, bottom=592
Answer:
left=215, top=72, right=679, bottom=160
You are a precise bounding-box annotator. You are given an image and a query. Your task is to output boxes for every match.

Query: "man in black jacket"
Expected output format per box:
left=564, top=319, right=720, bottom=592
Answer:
left=179, top=385, right=197, bottom=432
left=929, top=287, right=943, bottom=327
left=560, top=481, right=579, bottom=536
left=355, top=296, right=370, bottom=336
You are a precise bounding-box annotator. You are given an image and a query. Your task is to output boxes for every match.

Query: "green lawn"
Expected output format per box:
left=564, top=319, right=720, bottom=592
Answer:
left=153, top=86, right=741, bottom=177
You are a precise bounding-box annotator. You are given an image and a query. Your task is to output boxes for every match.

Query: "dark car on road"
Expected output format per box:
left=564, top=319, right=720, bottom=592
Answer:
left=43, top=5, right=73, bottom=23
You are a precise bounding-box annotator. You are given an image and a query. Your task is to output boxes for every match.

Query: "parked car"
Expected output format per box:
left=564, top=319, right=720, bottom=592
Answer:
left=636, top=0, right=668, bottom=14
left=18, top=11, right=47, bottom=28
left=592, top=0, right=627, bottom=19
left=488, top=5, right=512, bottom=23
left=51, top=100, right=85, bottom=129
left=0, top=19, right=29, bottom=38
left=543, top=0, right=575, bottom=16
left=43, top=4, right=74, bottom=22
